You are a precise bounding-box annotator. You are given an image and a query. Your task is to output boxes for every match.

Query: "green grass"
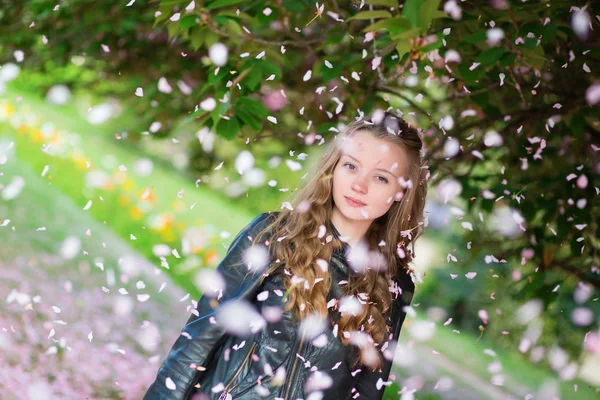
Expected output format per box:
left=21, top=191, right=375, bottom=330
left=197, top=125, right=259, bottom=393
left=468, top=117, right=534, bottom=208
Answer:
left=2, top=82, right=140, bottom=139
left=418, top=315, right=599, bottom=399
left=0, top=155, right=178, bottom=307
left=0, top=93, right=258, bottom=298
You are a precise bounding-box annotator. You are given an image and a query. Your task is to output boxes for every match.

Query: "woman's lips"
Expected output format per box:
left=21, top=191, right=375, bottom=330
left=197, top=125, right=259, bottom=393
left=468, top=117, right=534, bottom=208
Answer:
left=345, top=196, right=366, bottom=207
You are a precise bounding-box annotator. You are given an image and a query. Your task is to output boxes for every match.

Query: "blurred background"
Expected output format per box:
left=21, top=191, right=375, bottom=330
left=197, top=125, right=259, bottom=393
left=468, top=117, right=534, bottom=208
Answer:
left=0, top=0, right=599, bottom=399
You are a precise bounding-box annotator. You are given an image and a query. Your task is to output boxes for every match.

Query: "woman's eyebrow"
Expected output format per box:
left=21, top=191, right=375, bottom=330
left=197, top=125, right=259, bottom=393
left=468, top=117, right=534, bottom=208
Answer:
left=342, top=154, right=397, bottom=177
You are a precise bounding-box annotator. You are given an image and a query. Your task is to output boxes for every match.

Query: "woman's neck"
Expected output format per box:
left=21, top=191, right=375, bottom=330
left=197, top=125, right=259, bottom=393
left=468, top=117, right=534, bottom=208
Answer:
left=330, top=207, right=372, bottom=248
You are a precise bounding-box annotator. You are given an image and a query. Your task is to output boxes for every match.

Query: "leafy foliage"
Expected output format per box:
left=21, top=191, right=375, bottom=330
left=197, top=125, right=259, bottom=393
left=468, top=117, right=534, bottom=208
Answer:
left=1, top=0, right=599, bottom=381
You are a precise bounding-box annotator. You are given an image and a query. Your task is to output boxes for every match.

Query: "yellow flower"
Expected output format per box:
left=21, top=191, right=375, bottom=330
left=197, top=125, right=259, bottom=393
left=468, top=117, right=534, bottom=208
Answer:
left=113, top=171, right=128, bottom=185
left=161, top=227, right=175, bottom=242
left=148, top=212, right=173, bottom=232
left=49, top=133, right=61, bottom=145
left=0, top=102, right=15, bottom=119
left=171, top=199, right=186, bottom=213
left=31, top=129, right=45, bottom=143
left=70, top=151, right=90, bottom=169
left=16, top=124, right=28, bottom=135
left=118, top=194, right=130, bottom=206
left=121, top=177, right=134, bottom=191
left=129, top=206, right=144, bottom=220
left=181, top=227, right=208, bottom=255
left=139, top=187, right=156, bottom=203
left=204, top=249, right=220, bottom=267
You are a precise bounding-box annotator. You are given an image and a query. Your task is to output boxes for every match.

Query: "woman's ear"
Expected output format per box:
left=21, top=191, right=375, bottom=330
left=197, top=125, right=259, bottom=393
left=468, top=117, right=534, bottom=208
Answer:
left=394, top=191, right=405, bottom=202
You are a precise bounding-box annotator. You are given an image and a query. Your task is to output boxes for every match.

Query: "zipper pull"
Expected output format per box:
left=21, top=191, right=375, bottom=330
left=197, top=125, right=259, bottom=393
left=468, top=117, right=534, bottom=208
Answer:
left=218, top=391, right=233, bottom=400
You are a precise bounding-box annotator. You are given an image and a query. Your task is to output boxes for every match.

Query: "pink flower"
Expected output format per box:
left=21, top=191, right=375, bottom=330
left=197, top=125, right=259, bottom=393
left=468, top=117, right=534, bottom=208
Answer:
left=262, top=91, right=287, bottom=111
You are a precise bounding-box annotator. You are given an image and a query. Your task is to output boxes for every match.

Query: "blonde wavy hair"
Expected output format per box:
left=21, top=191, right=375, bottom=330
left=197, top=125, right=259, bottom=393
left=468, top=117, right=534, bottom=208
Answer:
left=234, top=111, right=427, bottom=370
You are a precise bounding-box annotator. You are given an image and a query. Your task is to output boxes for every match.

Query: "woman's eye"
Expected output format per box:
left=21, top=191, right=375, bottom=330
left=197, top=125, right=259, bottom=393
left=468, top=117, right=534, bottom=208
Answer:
left=344, top=163, right=387, bottom=183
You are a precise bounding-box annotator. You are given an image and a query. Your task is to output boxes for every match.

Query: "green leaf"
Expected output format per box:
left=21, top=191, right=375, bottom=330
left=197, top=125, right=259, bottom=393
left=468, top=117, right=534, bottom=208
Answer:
left=431, top=10, right=448, bottom=19
left=236, top=96, right=269, bottom=118
left=521, top=46, right=546, bottom=69
left=477, top=47, right=507, bottom=66
left=461, top=30, right=487, bottom=44
left=189, top=27, right=206, bottom=51
left=282, top=1, right=306, bottom=13
left=320, top=62, right=344, bottom=83
left=541, top=22, right=557, bottom=44
left=365, top=0, right=398, bottom=6
left=418, top=0, right=441, bottom=29
left=520, top=37, right=538, bottom=49
left=235, top=107, right=262, bottom=131
left=420, top=36, right=443, bottom=52
left=167, top=22, right=181, bottom=40
left=391, top=27, right=422, bottom=40
left=243, top=66, right=262, bottom=91
left=154, top=5, right=174, bottom=27
left=213, top=16, right=230, bottom=25
left=258, top=60, right=282, bottom=79
left=160, top=0, right=188, bottom=5
left=180, top=14, right=198, bottom=29
left=211, top=89, right=231, bottom=122
left=183, top=108, right=210, bottom=125
left=324, top=31, right=346, bottom=45
left=395, top=41, right=411, bottom=60
left=208, top=67, right=229, bottom=85
left=569, top=112, right=586, bottom=137
left=203, top=30, right=221, bottom=48
left=347, top=10, right=393, bottom=21
left=402, top=0, right=420, bottom=28
left=499, top=52, right=517, bottom=67
left=317, top=122, right=338, bottom=134
left=362, top=16, right=411, bottom=34
left=206, top=0, right=245, bottom=10
left=257, top=5, right=278, bottom=25
left=457, top=63, right=482, bottom=85
left=216, top=10, right=253, bottom=23
left=224, top=18, right=243, bottom=36
left=471, top=92, right=489, bottom=108
left=216, top=116, right=240, bottom=140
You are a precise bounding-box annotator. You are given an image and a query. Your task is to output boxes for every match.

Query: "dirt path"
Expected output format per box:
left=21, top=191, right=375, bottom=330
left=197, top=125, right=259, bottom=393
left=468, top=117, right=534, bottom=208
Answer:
left=404, top=342, right=522, bottom=400
left=1, top=159, right=189, bottom=399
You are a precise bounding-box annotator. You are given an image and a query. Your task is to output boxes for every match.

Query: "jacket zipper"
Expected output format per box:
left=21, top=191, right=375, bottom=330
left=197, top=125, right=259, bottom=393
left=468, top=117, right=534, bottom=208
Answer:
left=283, top=334, right=306, bottom=400
left=218, top=342, right=257, bottom=400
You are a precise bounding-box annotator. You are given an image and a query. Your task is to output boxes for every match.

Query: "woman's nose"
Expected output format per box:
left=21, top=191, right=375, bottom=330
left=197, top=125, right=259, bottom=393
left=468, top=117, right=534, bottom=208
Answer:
left=351, top=176, right=368, bottom=194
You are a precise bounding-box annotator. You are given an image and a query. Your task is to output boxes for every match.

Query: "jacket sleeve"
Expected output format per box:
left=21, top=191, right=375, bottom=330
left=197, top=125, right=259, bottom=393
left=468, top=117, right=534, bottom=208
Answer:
left=352, top=276, right=415, bottom=400
left=143, top=212, right=275, bottom=400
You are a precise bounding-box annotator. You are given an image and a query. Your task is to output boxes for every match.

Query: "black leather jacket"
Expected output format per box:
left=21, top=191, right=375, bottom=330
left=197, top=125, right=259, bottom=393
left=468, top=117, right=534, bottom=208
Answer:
left=143, top=212, right=415, bottom=400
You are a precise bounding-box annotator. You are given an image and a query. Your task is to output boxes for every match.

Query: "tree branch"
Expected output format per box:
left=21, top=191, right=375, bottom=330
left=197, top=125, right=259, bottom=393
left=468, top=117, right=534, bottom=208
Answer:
left=203, top=19, right=322, bottom=49
left=377, top=85, right=435, bottom=125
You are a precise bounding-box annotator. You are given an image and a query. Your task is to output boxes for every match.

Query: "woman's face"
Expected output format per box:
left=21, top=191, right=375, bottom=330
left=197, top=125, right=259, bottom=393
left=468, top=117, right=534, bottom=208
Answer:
left=332, top=130, right=409, bottom=222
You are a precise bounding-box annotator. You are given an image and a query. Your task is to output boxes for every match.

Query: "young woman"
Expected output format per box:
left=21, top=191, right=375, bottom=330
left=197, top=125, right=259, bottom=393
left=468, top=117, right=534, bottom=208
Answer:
left=144, top=111, right=428, bottom=400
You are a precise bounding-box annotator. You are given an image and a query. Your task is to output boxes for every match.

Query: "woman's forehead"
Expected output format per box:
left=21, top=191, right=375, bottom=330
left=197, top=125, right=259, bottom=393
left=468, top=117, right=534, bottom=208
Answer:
left=340, top=131, right=399, bottom=156
left=338, top=132, right=409, bottom=174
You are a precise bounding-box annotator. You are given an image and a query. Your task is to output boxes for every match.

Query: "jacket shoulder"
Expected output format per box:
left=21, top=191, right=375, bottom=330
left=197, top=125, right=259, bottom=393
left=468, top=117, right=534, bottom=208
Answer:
left=236, top=211, right=279, bottom=241
left=393, top=268, right=415, bottom=307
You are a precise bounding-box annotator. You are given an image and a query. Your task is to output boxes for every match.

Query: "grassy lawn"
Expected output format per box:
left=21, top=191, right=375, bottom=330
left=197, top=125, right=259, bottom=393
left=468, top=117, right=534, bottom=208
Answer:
left=0, top=154, right=184, bottom=305
left=0, top=90, right=258, bottom=298
left=419, top=315, right=599, bottom=399
left=0, top=86, right=253, bottom=232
